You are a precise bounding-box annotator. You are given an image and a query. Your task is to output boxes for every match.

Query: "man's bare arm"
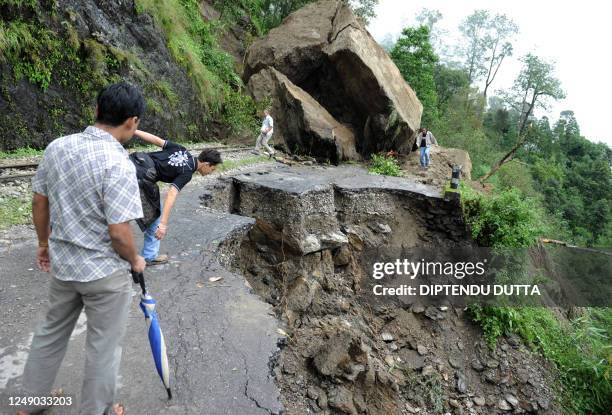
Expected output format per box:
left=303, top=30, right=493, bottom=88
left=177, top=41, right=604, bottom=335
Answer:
left=155, top=186, right=179, bottom=240
left=108, top=222, right=145, bottom=272
left=134, top=130, right=166, bottom=148
left=32, top=193, right=50, bottom=244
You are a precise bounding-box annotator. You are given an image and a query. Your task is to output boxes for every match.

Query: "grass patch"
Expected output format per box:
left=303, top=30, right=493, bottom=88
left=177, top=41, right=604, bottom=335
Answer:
left=368, top=154, right=402, bottom=176
left=470, top=306, right=611, bottom=414
left=217, top=155, right=269, bottom=172
left=135, top=0, right=259, bottom=134
left=0, top=196, right=31, bottom=229
left=0, top=146, right=43, bottom=159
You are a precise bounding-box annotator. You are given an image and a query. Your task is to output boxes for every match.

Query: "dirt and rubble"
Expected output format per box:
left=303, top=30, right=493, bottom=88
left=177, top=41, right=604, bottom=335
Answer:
left=198, top=164, right=561, bottom=415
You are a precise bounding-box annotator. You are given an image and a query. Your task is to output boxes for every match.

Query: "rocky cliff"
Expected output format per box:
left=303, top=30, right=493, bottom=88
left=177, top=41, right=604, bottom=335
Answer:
left=0, top=0, right=257, bottom=151
left=244, top=0, right=423, bottom=163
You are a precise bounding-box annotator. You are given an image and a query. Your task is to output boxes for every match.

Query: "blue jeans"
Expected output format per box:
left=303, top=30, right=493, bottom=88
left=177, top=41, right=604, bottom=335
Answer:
left=142, top=212, right=161, bottom=262
left=420, top=146, right=430, bottom=167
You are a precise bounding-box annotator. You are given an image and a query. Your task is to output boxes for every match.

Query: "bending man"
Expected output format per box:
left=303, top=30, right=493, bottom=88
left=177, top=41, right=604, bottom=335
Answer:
left=130, top=130, right=222, bottom=265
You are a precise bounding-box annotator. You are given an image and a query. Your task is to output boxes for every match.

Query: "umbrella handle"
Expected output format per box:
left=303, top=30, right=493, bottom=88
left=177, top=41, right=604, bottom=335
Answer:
left=130, top=270, right=147, bottom=294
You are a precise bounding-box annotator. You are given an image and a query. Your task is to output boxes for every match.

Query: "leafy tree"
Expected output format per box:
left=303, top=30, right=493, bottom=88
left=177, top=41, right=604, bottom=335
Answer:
left=390, top=25, right=439, bottom=125
left=415, top=8, right=450, bottom=59
left=458, top=10, right=518, bottom=104
left=482, top=14, right=518, bottom=103
left=349, top=0, right=378, bottom=24
left=458, top=10, right=490, bottom=85
left=256, top=0, right=378, bottom=31
left=481, top=54, right=565, bottom=182
left=433, top=64, right=470, bottom=111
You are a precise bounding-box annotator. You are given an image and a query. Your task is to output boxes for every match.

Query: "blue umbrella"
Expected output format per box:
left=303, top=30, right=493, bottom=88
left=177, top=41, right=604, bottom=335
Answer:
left=132, top=271, right=172, bottom=400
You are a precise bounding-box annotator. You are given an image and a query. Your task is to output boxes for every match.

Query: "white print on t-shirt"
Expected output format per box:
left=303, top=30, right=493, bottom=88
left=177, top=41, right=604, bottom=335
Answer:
left=168, top=150, right=190, bottom=167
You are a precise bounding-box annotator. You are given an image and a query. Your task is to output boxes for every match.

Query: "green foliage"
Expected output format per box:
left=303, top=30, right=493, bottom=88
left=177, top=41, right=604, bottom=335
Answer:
left=212, top=0, right=264, bottom=34
left=470, top=306, right=612, bottom=414
left=152, top=80, right=179, bottom=106
left=221, top=89, right=260, bottom=135
left=136, top=0, right=258, bottom=133
left=0, top=20, right=62, bottom=89
left=255, top=0, right=379, bottom=32
left=0, top=196, right=31, bottom=229
left=368, top=154, right=401, bottom=177
left=500, top=53, right=566, bottom=136
left=0, top=146, right=43, bottom=159
left=217, top=155, right=269, bottom=172
left=460, top=186, right=544, bottom=248
left=433, top=64, right=470, bottom=111
left=390, top=26, right=439, bottom=125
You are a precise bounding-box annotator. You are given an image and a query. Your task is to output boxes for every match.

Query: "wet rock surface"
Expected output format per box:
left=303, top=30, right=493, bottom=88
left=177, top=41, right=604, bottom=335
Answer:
left=244, top=0, right=422, bottom=162
left=198, top=164, right=561, bottom=414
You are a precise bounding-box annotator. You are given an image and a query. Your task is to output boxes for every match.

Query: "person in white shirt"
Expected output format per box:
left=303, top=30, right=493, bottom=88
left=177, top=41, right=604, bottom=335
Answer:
left=254, top=109, right=275, bottom=155
left=416, top=127, right=438, bottom=168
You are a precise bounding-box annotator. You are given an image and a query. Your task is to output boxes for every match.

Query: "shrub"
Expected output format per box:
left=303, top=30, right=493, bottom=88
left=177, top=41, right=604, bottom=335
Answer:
left=369, top=154, right=401, bottom=177
left=460, top=186, right=544, bottom=248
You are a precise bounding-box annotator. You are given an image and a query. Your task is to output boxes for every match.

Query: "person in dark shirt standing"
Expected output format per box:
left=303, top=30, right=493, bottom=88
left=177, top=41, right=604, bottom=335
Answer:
left=130, top=130, right=222, bottom=265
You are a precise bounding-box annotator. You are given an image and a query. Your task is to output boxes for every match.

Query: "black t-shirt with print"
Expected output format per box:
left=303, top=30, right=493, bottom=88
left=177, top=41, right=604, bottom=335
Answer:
left=149, top=141, right=197, bottom=191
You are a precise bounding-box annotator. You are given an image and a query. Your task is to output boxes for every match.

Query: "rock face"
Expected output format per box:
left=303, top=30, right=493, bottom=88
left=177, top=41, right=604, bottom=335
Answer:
left=0, top=0, right=251, bottom=150
left=243, top=0, right=423, bottom=163
left=249, top=68, right=359, bottom=163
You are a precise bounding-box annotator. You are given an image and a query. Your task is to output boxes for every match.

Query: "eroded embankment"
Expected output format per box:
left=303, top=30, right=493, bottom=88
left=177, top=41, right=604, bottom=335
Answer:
left=203, top=165, right=560, bottom=415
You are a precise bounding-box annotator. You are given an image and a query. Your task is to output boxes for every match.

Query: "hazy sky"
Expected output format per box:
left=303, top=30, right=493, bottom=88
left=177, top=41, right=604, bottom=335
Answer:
left=368, top=0, right=611, bottom=146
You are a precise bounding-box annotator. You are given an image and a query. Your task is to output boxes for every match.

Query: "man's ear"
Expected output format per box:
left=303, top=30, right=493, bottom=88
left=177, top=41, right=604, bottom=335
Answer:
left=94, top=105, right=99, bottom=120
left=123, top=116, right=138, bottom=130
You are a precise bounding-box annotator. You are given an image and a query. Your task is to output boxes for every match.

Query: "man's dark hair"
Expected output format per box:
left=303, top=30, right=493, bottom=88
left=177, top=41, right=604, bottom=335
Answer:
left=198, top=149, right=222, bottom=165
left=96, top=82, right=145, bottom=127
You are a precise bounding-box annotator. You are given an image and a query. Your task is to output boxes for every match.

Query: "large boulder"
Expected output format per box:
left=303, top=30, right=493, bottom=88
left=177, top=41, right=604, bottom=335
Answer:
left=244, top=0, right=422, bottom=163
left=248, top=67, right=359, bottom=162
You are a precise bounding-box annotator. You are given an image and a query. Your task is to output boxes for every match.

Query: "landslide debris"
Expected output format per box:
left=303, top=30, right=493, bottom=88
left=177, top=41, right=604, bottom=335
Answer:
left=202, top=165, right=560, bottom=415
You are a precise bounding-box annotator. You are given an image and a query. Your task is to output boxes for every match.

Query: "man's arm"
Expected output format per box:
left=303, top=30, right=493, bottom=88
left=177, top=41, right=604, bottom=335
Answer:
left=134, top=130, right=166, bottom=148
left=32, top=193, right=51, bottom=272
left=108, top=222, right=145, bottom=273
left=155, top=186, right=179, bottom=240
left=430, top=132, right=438, bottom=145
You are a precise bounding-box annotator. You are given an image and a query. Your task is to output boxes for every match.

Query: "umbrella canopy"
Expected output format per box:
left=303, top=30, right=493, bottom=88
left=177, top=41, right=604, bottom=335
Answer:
left=132, top=271, right=172, bottom=400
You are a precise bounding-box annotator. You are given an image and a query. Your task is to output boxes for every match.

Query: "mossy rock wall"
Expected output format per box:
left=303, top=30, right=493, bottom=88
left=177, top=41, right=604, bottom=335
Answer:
left=0, top=0, right=256, bottom=151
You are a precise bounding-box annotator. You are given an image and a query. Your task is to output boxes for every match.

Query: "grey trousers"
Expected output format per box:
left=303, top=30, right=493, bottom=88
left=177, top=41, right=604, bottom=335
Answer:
left=255, top=131, right=274, bottom=154
left=20, top=269, right=132, bottom=415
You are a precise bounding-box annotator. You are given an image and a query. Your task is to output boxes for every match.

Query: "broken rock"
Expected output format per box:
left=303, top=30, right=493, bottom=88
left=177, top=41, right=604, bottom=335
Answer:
left=244, top=0, right=422, bottom=162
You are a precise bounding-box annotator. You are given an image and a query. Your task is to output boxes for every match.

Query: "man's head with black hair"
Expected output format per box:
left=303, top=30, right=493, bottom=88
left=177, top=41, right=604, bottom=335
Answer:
left=196, top=149, right=222, bottom=176
left=95, top=82, right=145, bottom=142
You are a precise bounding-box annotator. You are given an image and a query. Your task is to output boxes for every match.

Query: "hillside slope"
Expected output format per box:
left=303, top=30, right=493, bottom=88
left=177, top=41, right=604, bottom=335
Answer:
left=0, top=0, right=258, bottom=150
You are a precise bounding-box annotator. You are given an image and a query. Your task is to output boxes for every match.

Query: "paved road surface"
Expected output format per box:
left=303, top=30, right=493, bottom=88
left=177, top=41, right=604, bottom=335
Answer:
left=0, top=181, right=282, bottom=415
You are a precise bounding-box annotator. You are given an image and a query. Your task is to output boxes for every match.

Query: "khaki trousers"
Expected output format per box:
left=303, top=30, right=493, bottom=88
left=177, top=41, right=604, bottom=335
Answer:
left=20, top=269, right=132, bottom=415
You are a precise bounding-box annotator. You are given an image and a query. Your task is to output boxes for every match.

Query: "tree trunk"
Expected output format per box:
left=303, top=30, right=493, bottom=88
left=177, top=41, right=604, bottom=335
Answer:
left=479, top=135, right=528, bottom=182
left=480, top=94, right=538, bottom=183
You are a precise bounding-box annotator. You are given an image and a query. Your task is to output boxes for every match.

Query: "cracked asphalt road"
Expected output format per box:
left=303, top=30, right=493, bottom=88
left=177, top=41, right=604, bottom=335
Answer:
left=0, top=181, right=282, bottom=415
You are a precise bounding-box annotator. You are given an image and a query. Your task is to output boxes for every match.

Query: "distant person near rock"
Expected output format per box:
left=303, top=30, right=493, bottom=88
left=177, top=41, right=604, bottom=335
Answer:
left=416, top=127, right=438, bottom=168
left=254, top=108, right=275, bottom=156
left=129, top=130, right=222, bottom=265
left=18, top=82, right=146, bottom=415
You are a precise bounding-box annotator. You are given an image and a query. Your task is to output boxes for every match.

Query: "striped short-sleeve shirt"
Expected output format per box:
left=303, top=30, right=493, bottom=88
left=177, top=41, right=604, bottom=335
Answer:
left=32, top=126, right=143, bottom=282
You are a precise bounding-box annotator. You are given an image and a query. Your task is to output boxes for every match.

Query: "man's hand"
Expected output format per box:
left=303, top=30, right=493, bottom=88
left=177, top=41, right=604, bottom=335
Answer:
left=155, top=223, right=168, bottom=240
left=37, top=247, right=51, bottom=272
left=131, top=255, right=146, bottom=274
